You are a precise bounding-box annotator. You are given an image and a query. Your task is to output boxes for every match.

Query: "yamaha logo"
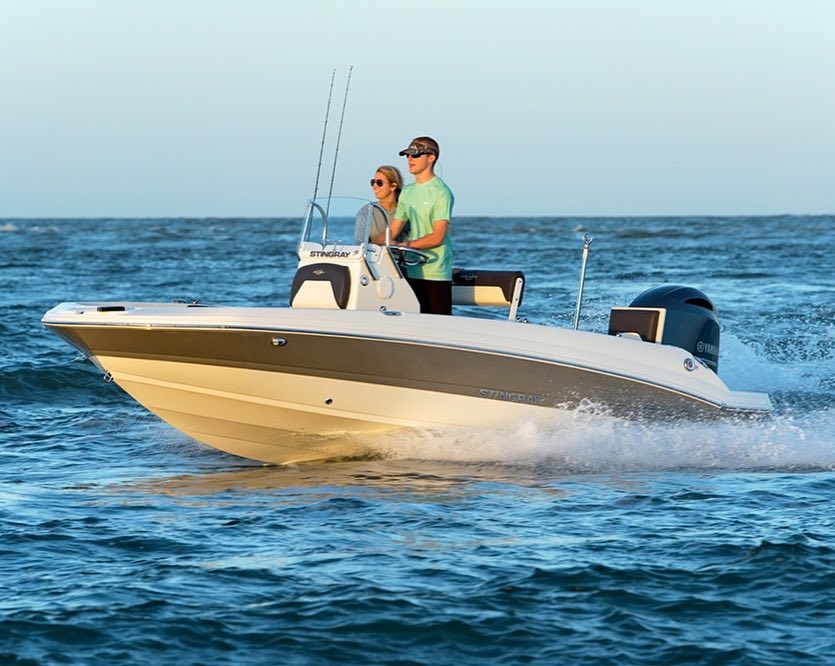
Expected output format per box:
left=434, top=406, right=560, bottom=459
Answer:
left=696, top=341, right=719, bottom=355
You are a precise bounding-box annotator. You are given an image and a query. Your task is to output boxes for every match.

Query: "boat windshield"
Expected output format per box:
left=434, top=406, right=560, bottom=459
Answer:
left=299, top=197, right=389, bottom=250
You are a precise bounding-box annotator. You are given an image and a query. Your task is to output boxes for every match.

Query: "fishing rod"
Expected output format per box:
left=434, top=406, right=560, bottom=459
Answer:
left=310, top=68, right=336, bottom=204
left=325, top=65, right=353, bottom=217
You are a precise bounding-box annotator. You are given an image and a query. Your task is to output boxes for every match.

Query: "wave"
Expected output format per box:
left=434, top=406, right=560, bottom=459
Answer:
left=0, top=362, right=119, bottom=405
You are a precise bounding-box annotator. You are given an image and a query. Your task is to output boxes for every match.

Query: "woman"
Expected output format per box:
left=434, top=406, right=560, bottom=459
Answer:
left=369, top=165, right=406, bottom=242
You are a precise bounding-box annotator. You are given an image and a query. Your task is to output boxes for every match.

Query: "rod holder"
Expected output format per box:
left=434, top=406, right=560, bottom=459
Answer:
left=572, top=233, right=593, bottom=330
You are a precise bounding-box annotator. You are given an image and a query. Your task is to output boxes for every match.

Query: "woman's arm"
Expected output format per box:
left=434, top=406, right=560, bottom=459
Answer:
left=371, top=217, right=407, bottom=245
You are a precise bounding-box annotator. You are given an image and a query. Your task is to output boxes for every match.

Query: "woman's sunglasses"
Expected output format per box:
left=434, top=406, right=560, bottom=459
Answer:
left=370, top=179, right=386, bottom=187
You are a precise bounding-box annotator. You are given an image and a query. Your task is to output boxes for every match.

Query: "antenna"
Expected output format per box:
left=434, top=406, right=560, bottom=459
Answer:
left=325, top=65, right=353, bottom=216
left=311, top=69, right=336, bottom=203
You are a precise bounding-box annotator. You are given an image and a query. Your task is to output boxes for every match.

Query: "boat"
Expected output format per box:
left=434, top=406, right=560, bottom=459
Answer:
left=42, top=197, right=772, bottom=464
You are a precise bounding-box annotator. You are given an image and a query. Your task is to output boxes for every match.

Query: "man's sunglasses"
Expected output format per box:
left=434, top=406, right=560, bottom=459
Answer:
left=370, top=179, right=387, bottom=187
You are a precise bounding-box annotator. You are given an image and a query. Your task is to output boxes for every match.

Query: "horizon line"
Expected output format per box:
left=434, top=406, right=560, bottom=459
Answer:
left=2, top=212, right=833, bottom=221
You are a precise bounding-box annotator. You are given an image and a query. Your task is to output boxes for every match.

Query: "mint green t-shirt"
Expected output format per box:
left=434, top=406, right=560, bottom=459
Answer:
left=394, top=176, right=454, bottom=281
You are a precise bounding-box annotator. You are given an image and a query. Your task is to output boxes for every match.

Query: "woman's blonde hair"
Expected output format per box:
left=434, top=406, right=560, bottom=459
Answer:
left=376, top=165, right=403, bottom=201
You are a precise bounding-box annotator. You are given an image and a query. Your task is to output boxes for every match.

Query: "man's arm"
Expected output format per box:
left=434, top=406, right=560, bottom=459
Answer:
left=402, top=220, right=449, bottom=249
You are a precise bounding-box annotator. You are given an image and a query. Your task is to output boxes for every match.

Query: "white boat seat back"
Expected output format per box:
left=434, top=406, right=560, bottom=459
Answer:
left=290, top=263, right=351, bottom=309
left=608, top=307, right=666, bottom=343
left=452, top=268, right=525, bottom=320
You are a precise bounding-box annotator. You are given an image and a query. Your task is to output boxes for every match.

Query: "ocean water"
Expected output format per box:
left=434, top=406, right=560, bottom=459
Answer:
left=1, top=214, right=833, bottom=664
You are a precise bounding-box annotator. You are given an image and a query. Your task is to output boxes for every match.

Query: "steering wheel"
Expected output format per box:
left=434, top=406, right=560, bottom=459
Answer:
left=389, top=245, right=431, bottom=266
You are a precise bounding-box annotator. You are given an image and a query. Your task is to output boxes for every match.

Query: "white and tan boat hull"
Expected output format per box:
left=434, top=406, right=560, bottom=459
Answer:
left=43, top=303, right=772, bottom=464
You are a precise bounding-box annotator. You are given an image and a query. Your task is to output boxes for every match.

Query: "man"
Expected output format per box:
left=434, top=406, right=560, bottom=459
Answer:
left=375, top=136, right=454, bottom=315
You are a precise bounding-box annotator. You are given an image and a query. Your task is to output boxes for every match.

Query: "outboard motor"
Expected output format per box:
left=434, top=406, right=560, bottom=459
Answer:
left=608, top=285, right=721, bottom=372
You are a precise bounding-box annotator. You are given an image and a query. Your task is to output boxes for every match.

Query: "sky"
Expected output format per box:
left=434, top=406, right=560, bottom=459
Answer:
left=1, top=0, right=834, bottom=217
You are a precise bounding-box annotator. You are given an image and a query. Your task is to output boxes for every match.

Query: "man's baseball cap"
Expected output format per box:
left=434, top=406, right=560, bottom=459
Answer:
left=398, top=136, right=440, bottom=158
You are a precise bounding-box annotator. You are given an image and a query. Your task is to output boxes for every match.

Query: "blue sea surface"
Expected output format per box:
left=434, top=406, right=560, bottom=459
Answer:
left=1, top=215, right=834, bottom=664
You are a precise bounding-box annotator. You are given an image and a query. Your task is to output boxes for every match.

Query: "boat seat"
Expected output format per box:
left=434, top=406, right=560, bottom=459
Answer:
left=608, top=307, right=665, bottom=343
left=289, top=263, right=351, bottom=309
left=452, top=268, right=525, bottom=320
